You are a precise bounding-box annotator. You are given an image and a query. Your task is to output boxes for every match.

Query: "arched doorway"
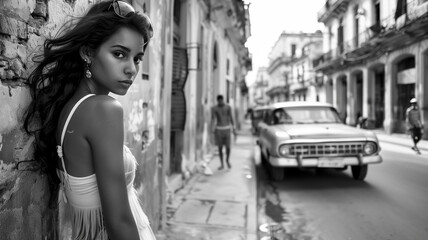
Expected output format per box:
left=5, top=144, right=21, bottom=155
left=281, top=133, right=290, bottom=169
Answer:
left=395, top=55, right=416, bottom=132
left=369, top=63, right=385, bottom=128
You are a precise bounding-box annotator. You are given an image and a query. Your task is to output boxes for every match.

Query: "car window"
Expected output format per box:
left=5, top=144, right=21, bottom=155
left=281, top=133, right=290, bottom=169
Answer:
left=263, top=110, right=275, bottom=125
left=272, top=109, right=292, bottom=124
left=274, top=106, right=341, bottom=124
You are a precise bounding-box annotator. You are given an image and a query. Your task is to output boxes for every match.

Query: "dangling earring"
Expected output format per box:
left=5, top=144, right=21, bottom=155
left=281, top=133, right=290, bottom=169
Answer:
left=84, top=59, right=92, bottom=79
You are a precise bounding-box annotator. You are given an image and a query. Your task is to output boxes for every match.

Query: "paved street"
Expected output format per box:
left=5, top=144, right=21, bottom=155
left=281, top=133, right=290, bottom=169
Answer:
left=157, top=121, right=428, bottom=240
left=255, top=131, right=428, bottom=240
left=158, top=121, right=258, bottom=240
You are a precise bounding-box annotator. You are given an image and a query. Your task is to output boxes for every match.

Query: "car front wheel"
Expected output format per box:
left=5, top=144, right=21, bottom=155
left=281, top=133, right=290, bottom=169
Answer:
left=351, top=165, right=368, bottom=180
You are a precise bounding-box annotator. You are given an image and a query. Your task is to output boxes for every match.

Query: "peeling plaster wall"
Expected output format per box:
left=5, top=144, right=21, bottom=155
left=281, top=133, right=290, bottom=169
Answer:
left=0, top=0, right=166, bottom=238
left=0, top=0, right=62, bottom=238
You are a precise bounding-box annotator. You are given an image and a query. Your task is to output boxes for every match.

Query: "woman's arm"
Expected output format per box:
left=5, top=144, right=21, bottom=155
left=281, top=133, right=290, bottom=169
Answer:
left=86, top=96, right=140, bottom=240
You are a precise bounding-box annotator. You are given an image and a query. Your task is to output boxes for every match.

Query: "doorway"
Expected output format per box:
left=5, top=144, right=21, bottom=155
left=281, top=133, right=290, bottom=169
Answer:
left=374, top=69, right=385, bottom=128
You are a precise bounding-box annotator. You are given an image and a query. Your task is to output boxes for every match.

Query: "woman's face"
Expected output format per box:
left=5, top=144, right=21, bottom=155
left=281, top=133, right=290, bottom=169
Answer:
left=88, top=26, right=146, bottom=95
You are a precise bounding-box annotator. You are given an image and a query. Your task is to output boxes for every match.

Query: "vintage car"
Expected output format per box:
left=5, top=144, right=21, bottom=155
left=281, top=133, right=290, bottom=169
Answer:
left=257, top=101, right=382, bottom=181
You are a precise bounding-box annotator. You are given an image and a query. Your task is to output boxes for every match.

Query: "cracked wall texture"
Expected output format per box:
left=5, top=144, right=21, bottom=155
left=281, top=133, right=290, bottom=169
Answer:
left=0, top=1, right=90, bottom=239
left=1, top=0, right=166, bottom=238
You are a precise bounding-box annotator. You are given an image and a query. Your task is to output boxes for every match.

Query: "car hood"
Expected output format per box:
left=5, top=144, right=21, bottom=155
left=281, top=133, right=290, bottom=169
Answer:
left=274, top=124, right=375, bottom=140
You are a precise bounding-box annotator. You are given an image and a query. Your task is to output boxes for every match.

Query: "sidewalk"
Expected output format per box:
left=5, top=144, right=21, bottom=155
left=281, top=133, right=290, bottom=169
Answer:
left=158, top=122, right=258, bottom=240
left=373, top=129, right=428, bottom=151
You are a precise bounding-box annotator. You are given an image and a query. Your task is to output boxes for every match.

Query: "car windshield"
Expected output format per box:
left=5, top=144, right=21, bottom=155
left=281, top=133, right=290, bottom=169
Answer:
left=273, top=106, right=342, bottom=124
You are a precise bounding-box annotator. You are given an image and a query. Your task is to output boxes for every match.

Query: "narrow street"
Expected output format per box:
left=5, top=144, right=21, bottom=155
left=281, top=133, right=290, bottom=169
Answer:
left=255, top=138, right=428, bottom=240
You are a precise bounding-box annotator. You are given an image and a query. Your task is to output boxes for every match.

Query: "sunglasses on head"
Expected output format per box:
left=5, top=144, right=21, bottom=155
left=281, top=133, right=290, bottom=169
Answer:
left=109, top=0, right=135, bottom=18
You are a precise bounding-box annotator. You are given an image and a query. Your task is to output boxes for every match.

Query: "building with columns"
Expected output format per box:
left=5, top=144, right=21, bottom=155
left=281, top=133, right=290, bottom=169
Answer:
left=314, top=0, right=428, bottom=136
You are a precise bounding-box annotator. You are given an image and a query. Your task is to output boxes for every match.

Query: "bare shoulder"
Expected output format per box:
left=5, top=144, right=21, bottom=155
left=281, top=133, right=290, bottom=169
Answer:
left=84, top=95, right=123, bottom=119
left=79, top=95, right=124, bottom=134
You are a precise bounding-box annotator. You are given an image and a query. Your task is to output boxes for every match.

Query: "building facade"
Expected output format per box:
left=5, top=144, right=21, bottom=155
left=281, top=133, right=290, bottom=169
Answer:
left=314, top=0, right=428, bottom=134
left=265, top=31, right=323, bottom=103
left=169, top=0, right=251, bottom=192
left=249, top=67, right=270, bottom=106
left=288, top=38, right=325, bottom=102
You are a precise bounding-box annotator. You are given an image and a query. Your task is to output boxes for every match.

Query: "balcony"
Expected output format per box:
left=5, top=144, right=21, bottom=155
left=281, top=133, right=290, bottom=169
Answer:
left=314, top=0, right=428, bottom=73
left=318, top=0, right=352, bottom=23
left=209, top=0, right=249, bottom=42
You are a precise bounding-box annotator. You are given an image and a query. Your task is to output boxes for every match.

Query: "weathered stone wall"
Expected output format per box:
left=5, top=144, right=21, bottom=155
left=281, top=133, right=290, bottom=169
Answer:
left=0, top=0, right=164, bottom=238
left=0, top=0, right=65, bottom=239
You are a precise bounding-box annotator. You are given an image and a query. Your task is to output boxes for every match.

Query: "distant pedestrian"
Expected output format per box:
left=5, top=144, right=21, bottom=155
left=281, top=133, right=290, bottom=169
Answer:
left=211, top=95, right=236, bottom=170
left=406, top=98, right=424, bottom=153
left=23, top=1, right=156, bottom=239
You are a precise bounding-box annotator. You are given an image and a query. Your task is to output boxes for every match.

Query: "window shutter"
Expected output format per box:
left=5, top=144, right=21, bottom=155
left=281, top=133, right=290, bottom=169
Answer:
left=171, top=47, right=188, bottom=131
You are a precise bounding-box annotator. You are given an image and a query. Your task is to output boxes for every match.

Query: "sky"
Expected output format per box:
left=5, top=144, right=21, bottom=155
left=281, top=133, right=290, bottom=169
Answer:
left=244, top=0, right=326, bottom=85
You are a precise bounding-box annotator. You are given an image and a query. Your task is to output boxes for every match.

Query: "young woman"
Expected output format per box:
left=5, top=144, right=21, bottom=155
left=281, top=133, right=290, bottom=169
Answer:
left=24, top=1, right=155, bottom=239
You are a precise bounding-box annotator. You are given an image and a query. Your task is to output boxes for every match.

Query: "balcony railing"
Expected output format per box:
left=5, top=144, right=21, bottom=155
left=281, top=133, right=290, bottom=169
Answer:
left=314, top=0, right=428, bottom=69
left=318, top=0, right=351, bottom=23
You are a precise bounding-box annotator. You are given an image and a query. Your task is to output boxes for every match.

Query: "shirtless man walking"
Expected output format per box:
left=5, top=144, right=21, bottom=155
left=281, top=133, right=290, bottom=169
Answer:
left=211, top=95, right=236, bottom=170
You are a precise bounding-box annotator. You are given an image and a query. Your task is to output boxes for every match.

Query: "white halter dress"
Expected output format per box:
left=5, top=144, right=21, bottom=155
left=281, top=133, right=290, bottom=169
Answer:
left=56, top=94, right=156, bottom=240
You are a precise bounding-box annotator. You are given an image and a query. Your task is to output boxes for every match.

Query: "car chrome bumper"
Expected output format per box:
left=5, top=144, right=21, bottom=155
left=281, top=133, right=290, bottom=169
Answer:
left=269, top=155, right=383, bottom=167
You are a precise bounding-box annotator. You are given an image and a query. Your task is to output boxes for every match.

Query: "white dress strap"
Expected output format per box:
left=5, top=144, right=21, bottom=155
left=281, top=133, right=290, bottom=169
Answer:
left=60, top=94, right=95, bottom=146
left=58, top=94, right=95, bottom=174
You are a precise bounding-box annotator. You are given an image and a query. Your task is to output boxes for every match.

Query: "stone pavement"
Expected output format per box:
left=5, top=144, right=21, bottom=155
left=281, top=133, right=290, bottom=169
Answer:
left=157, top=122, right=258, bottom=240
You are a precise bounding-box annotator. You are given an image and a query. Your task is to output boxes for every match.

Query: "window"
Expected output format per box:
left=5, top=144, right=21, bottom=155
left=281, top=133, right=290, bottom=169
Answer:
left=173, top=0, right=181, bottom=25
left=291, top=44, right=296, bottom=57
left=301, top=65, right=305, bottom=82
left=301, top=46, right=306, bottom=56
left=354, top=5, right=359, bottom=47
left=213, top=43, right=218, bottom=70
left=394, top=0, right=407, bottom=20
left=374, top=0, right=381, bottom=25
left=337, top=18, right=344, bottom=54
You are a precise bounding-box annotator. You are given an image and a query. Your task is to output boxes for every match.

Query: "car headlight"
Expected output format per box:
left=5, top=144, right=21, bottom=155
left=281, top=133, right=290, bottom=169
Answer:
left=278, top=145, right=291, bottom=156
left=363, top=142, right=377, bottom=155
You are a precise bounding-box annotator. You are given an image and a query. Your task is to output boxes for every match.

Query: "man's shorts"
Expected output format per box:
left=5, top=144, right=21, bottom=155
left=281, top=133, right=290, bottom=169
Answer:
left=214, top=128, right=231, bottom=147
left=411, top=127, right=422, bottom=140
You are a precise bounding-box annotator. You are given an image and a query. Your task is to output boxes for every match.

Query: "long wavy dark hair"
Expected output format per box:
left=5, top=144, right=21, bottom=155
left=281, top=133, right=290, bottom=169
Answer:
left=23, top=1, right=153, bottom=205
